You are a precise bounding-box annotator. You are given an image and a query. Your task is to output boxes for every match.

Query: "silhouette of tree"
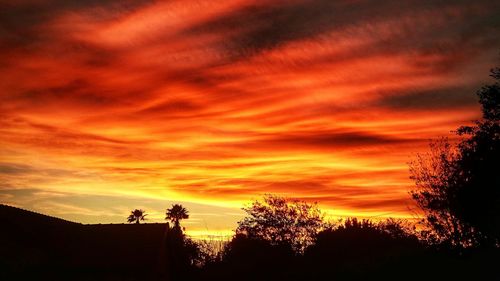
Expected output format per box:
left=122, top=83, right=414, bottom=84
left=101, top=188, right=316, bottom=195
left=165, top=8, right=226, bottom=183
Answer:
left=236, top=195, right=325, bottom=253
left=409, top=139, right=469, bottom=246
left=410, top=66, right=500, bottom=248
left=378, top=218, right=418, bottom=240
left=216, top=233, right=297, bottom=281
left=304, top=217, right=422, bottom=280
left=452, top=66, right=500, bottom=248
left=127, top=209, right=147, bottom=224
left=166, top=204, right=189, bottom=229
left=162, top=205, right=201, bottom=281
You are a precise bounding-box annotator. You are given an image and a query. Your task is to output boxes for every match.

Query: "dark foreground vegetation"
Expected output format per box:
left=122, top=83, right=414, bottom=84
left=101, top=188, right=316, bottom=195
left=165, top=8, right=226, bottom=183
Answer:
left=1, top=66, right=499, bottom=280
left=1, top=202, right=499, bottom=281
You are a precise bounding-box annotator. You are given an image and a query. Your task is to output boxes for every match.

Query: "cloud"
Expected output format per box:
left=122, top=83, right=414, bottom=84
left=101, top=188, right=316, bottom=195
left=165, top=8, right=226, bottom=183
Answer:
left=0, top=163, right=35, bottom=175
left=259, top=130, right=416, bottom=148
left=375, top=85, right=480, bottom=110
left=183, top=0, right=500, bottom=60
left=1, top=0, right=499, bottom=232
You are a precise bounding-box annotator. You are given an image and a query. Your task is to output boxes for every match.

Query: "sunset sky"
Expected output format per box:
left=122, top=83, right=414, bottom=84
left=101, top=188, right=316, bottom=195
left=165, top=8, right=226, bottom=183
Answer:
left=1, top=0, right=499, bottom=237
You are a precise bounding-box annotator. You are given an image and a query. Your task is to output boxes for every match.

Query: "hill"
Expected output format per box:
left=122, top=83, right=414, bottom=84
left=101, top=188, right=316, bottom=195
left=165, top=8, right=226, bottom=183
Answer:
left=0, top=204, right=168, bottom=281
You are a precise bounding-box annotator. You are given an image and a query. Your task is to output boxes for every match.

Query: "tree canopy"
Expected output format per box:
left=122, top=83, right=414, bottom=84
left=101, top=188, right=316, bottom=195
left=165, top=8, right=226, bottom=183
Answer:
left=410, top=66, right=500, bottom=248
left=127, top=209, right=147, bottom=224
left=236, top=195, right=326, bottom=253
left=166, top=204, right=189, bottom=229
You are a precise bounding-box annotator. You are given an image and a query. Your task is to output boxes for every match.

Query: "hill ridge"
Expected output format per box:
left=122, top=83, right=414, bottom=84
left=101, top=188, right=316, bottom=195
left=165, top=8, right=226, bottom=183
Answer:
left=0, top=203, right=81, bottom=225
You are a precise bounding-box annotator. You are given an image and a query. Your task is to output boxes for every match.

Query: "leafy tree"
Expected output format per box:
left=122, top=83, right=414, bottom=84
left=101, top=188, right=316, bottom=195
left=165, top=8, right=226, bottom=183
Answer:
left=452, top=66, right=500, bottom=247
left=219, top=233, right=297, bottom=280
left=378, top=218, right=418, bottom=240
left=166, top=204, right=189, bottom=229
left=320, top=217, right=416, bottom=241
left=162, top=205, right=201, bottom=281
left=409, top=139, right=468, bottom=246
left=410, top=66, right=500, bottom=248
left=236, top=195, right=325, bottom=253
left=305, top=217, right=422, bottom=279
left=127, top=209, right=147, bottom=224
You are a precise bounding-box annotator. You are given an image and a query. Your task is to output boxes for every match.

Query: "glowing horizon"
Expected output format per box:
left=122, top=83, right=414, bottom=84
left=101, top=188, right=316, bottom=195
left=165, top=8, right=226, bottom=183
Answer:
left=1, top=0, right=499, bottom=237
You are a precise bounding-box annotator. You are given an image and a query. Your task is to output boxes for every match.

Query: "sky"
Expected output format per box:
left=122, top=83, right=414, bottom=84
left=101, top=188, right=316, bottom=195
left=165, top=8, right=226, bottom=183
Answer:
left=1, top=0, right=499, bottom=237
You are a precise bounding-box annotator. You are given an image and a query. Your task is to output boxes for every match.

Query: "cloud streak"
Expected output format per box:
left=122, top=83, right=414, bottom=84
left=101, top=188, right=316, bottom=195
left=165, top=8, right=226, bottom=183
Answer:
left=1, top=0, right=499, bottom=233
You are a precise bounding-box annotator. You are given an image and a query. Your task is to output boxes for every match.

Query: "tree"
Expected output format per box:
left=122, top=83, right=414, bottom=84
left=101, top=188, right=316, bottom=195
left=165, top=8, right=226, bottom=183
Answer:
left=127, top=209, right=147, bottom=224
left=166, top=204, right=189, bottom=229
left=410, top=66, right=500, bottom=248
left=219, top=233, right=296, bottom=280
left=236, top=195, right=325, bottom=253
left=304, top=218, right=422, bottom=279
left=163, top=205, right=199, bottom=281
left=451, top=67, right=500, bottom=247
left=409, top=139, right=468, bottom=246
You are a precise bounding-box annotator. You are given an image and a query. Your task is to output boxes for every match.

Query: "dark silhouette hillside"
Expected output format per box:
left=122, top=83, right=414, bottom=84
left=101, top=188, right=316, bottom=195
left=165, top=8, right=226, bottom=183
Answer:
left=1, top=204, right=81, bottom=278
left=0, top=204, right=80, bottom=226
left=0, top=204, right=168, bottom=281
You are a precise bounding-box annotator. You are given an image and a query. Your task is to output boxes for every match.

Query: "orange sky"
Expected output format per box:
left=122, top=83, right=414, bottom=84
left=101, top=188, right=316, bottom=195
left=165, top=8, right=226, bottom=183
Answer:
left=1, top=0, right=499, bottom=237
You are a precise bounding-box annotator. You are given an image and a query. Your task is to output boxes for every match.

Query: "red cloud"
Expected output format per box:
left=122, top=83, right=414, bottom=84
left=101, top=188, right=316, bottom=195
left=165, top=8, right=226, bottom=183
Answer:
left=1, top=0, right=499, bottom=231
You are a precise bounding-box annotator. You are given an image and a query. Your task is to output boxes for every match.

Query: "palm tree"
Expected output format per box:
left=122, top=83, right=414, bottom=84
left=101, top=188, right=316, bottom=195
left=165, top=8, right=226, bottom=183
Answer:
left=166, top=204, right=189, bottom=228
left=127, top=209, right=147, bottom=224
